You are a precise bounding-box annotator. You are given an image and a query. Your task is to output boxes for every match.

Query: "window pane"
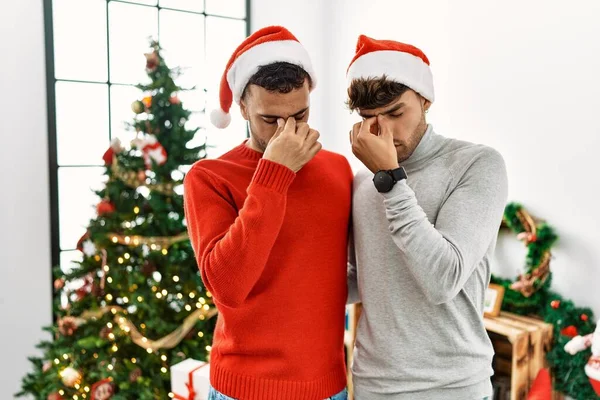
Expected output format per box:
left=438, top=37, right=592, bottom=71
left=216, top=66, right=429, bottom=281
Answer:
left=159, top=10, right=205, bottom=89
left=58, top=167, right=106, bottom=250
left=109, top=2, right=158, bottom=85
left=110, top=84, right=143, bottom=146
left=56, top=82, right=109, bottom=166
left=206, top=0, right=246, bottom=19
left=53, top=0, right=108, bottom=81
left=159, top=0, right=204, bottom=12
left=205, top=17, right=246, bottom=94
left=204, top=100, right=247, bottom=158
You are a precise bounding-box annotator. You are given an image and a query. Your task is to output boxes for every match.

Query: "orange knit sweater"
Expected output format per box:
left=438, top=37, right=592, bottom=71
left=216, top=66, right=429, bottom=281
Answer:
left=183, top=142, right=353, bottom=400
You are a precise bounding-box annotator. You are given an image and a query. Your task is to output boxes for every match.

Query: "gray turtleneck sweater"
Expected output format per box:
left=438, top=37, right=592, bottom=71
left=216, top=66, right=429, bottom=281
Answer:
left=348, top=125, right=508, bottom=400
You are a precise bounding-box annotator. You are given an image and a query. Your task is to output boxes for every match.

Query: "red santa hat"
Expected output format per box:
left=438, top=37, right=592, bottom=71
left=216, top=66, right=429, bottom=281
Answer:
left=210, top=25, right=317, bottom=129
left=346, top=35, right=434, bottom=102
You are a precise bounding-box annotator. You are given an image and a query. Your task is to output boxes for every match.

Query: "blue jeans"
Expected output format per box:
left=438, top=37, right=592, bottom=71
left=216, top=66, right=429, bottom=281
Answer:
left=208, top=386, right=348, bottom=400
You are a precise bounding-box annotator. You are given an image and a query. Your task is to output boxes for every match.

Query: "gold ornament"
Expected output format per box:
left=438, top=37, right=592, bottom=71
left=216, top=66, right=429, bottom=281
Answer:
left=60, top=366, right=82, bottom=387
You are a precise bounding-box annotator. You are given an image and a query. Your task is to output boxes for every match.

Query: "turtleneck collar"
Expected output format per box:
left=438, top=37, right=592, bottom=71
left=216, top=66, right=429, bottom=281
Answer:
left=400, top=124, right=443, bottom=171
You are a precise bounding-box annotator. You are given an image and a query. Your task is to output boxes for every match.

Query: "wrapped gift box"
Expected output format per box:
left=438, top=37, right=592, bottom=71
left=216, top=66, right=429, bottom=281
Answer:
left=171, top=359, right=210, bottom=400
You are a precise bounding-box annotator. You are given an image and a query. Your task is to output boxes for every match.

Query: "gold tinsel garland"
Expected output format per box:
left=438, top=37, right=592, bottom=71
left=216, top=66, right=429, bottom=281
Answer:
left=110, top=155, right=179, bottom=195
left=106, top=232, right=189, bottom=249
left=72, top=306, right=217, bottom=351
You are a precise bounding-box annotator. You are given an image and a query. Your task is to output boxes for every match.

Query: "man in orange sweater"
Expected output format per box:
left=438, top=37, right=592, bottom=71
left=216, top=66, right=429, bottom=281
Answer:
left=184, top=26, right=352, bottom=400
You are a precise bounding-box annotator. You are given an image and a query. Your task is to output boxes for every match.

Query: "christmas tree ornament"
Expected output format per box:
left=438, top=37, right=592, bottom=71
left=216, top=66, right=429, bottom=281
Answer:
left=42, top=361, right=52, bottom=373
left=47, top=393, right=64, bottom=400
left=58, top=316, right=81, bottom=336
left=129, top=367, right=142, bottom=382
left=142, top=96, right=153, bottom=109
left=97, top=200, right=116, bottom=216
left=82, top=240, right=97, bottom=257
left=169, top=96, right=180, bottom=105
left=91, top=378, right=115, bottom=400
left=131, top=100, right=145, bottom=114
left=560, top=325, right=578, bottom=338
left=144, top=51, right=159, bottom=71
left=581, top=314, right=589, bottom=322
left=53, top=278, right=65, bottom=291
left=60, top=366, right=82, bottom=387
left=551, top=300, right=561, bottom=309
left=102, top=138, right=124, bottom=165
left=141, top=135, right=167, bottom=169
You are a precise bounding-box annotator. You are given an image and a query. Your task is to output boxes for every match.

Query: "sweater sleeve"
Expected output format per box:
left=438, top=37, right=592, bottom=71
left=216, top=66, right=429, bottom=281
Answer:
left=382, top=148, right=508, bottom=305
left=183, top=159, right=296, bottom=308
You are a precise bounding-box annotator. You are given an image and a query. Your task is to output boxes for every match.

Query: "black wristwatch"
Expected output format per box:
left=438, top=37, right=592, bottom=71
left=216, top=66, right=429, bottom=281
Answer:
left=373, top=167, right=407, bottom=193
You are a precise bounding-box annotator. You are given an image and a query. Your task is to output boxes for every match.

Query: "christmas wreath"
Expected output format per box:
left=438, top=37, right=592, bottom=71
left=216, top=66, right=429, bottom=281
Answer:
left=491, top=203, right=598, bottom=399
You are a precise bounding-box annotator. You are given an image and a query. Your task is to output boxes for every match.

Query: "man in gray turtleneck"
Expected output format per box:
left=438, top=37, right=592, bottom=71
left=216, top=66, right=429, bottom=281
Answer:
left=346, top=35, right=507, bottom=400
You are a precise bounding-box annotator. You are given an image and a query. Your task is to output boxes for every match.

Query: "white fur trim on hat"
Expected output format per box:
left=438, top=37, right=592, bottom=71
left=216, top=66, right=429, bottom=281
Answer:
left=227, top=40, right=317, bottom=105
left=347, top=50, right=434, bottom=102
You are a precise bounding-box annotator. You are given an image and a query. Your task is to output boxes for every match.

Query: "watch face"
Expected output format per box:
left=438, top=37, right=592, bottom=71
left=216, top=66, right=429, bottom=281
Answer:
left=374, top=171, right=393, bottom=193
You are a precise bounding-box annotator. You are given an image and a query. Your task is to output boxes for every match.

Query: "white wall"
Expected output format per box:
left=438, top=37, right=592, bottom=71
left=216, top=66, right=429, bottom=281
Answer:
left=322, top=0, right=600, bottom=317
left=0, top=0, right=53, bottom=397
left=250, top=0, right=335, bottom=148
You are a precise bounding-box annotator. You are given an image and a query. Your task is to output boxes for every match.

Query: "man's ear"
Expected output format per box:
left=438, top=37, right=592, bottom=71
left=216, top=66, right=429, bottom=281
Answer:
left=240, top=97, right=249, bottom=121
left=422, top=98, right=432, bottom=112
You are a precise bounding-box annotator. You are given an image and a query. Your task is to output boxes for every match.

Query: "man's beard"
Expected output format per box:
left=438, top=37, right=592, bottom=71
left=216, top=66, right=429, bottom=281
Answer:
left=247, top=121, right=269, bottom=153
left=397, top=113, right=428, bottom=164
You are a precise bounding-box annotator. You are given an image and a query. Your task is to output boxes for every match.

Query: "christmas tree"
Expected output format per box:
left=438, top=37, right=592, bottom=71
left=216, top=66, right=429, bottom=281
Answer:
left=18, top=41, right=215, bottom=400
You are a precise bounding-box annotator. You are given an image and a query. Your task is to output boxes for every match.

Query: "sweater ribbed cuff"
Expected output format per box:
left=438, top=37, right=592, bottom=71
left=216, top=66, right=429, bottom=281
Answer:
left=250, top=159, right=296, bottom=194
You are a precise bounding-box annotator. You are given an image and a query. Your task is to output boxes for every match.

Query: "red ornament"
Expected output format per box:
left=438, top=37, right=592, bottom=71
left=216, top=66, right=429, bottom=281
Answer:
left=169, top=96, right=181, bottom=105
left=144, top=51, right=160, bottom=71
left=102, top=138, right=124, bottom=165
left=581, top=314, right=589, bottom=322
left=58, top=316, right=80, bottom=336
left=550, top=300, right=561, bottom=309
left=102, top=147, right=114, bottom=165
left=91, top=378, right=115, bottom=400
left=75, top=287, right=89, bottom=301
left=137, top=170, right=146, bottom=182
left=53, top=278, right=65, bottom=291
left=560, top=325, right=579, bottom=338
left=47, top=393, right=64, bottom=400
left=97, top=200, right=116, bottom=216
